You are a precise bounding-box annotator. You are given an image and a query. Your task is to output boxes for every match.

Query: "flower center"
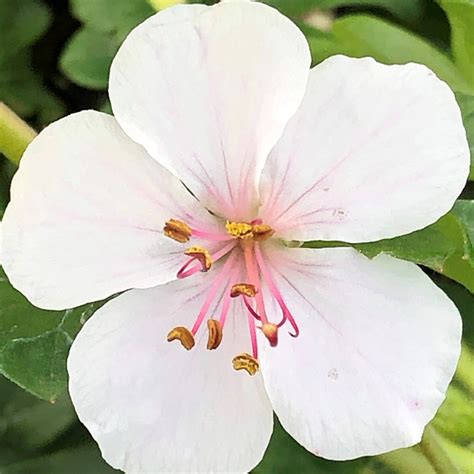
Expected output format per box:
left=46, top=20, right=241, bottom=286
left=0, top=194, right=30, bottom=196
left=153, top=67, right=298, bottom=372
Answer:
left=163, top=218, right=299, bottom=375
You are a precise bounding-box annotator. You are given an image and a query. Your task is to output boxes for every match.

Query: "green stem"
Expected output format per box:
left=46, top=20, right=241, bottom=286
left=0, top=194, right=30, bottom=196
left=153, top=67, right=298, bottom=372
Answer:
left=419, top=426, right=460, bottom=474
left=0, top=102, right=36, bottom=165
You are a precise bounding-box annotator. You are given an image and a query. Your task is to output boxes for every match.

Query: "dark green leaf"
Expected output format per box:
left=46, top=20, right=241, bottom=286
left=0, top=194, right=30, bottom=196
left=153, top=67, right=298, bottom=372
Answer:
left=0, top=268, right=101, bottom=401
left=306, top=14, right=473, bottom=94
left=0, top=376, right=75, bottom=454
left=0, top=445, right=118, bottom=474
left=0, top=0, right=51, bottom=62
left=0, top=52, right=65, bottom=123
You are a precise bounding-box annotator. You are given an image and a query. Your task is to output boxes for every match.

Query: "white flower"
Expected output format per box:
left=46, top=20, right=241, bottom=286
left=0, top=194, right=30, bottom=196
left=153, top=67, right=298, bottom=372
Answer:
left=1, top=1, right=469, bottom=473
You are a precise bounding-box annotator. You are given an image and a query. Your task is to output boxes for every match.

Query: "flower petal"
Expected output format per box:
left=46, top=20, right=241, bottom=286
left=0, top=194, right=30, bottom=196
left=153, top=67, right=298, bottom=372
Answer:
left=109, top=2, right=310, bottom=220
left=258, top=245, right=461, bottom=460
left=259, top=56, right=470, bottom=242
left=68, top=274, right=273, bottom=473
left=2, top=111, right=216, bottom=310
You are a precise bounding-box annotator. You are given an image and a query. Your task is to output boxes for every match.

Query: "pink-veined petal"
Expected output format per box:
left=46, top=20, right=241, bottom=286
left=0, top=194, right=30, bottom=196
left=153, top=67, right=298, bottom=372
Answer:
left=2, top=111, right=217, bottom=310
left=68, top=273, right=273, bottom=473
left=109, top=1, right=310, bottom=220
left=258, top=245, right=461, bottom=460
left=259, top=56, right=469, bottom=242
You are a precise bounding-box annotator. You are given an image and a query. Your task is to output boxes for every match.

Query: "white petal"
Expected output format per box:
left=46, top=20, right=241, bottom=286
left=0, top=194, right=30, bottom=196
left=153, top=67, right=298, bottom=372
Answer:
left=259, top=56, right=470, bottom=242
left=68, top=274, right=273, bottom=473
left=109, top=2, right=310, bottom=220
left=2, top=111, right=216, bottom=310
left=258, top=245, right=461, bottom=460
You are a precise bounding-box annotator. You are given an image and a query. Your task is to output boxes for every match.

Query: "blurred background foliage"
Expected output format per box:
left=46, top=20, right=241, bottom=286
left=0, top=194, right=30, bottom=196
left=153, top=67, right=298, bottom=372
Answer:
left=0, top=0, right=473, bottom=472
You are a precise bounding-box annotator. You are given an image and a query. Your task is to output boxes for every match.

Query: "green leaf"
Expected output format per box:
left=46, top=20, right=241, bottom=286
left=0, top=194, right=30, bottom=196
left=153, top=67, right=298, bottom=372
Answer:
left=0, top=268, right=101, bottom=401
left=306, top=14, right=473, bottom=94
left=61, top=0, right=154, bottom=89
left=455, top=93, right=474, bottom=179
left=305, top=211, right=474, bottom=293
left=0, top=445, right=118, bottom=474
left=60, top=28, right=118, bottom=90
left=0, top=0, right=51, bottom=63
left=358, top=213, right=474, bottom=293
left=70, top=0, right=154, bottom=37
left=438, top=0, right=474, bottom=87
left=264, top=0, right=424, bottom=21
left=354, top=214, right=461, bottom=269
left=454, top=200, right=474, bottom=243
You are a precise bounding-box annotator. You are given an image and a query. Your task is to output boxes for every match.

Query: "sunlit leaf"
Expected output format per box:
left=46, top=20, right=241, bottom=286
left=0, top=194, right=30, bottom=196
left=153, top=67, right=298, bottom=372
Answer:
left=438, top=0, right=474, bottom=88
left=305, top=211, right=474, bottom=293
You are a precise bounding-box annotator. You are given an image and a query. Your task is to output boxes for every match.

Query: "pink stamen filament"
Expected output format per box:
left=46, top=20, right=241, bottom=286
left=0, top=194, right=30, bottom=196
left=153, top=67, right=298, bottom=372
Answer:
left=254, top=243, right=300, bottom=338
left=191, top=252, right=237, bottom=335
left=243, top=296, right=261, bottom=321
left=243, top=243, right=269, bottom=325
left=177, top=241, right=236, bottom=279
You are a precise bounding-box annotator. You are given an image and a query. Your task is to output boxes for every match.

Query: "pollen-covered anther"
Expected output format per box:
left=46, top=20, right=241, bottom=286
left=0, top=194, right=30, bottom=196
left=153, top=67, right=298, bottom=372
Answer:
left=163, top=219, right=192, bottom=243
left=225, top=220, right=253, bottom=239
left=184, top=246, right=212, bottom=272
left=167, top=326, right=195, bottom=350
left=232, top=353, right=259, bottom=376
left=230, top=283, right=258, bottom=298
left=252, top=224, right=274, bottom=241
left=262, top=323, right=279, bottom=347
left=206, top=319, right=223, bottom=350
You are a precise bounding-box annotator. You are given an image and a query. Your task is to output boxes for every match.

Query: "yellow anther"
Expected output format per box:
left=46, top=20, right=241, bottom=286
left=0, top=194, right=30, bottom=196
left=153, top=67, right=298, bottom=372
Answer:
left=252, top=224, right=274, bottom=241
left=167, top=326, right=195, bottom=350
left=230, top=283, right=258, bottom=298
left=184, top=246, right=212, bottom=272
left=225, top=221, right=253, bottom=239
left=262, top=323, right=279, bottom=347
left=164, top=219, right=192, bottom=243
left=232, top=353, right=259, bottom=376
left=207, top=319, right=223, bottom=350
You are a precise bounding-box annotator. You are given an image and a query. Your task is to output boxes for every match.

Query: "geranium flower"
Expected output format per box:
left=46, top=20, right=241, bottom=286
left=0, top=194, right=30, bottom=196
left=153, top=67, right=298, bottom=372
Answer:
left=1, top=1, right=469, bottom=472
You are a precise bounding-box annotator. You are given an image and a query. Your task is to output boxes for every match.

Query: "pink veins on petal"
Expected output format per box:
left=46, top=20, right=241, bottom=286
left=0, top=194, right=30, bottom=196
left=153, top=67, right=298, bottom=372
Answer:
left=164, top=218, right=299, bottom=375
